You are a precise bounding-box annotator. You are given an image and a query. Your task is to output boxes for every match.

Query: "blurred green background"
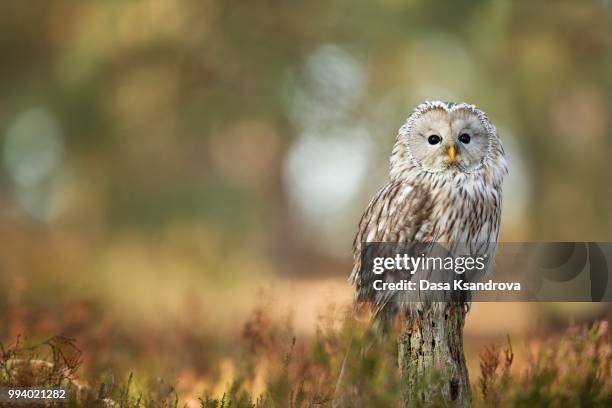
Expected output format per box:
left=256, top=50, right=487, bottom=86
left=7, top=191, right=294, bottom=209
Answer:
left=0, top=0, right=611, bottom=395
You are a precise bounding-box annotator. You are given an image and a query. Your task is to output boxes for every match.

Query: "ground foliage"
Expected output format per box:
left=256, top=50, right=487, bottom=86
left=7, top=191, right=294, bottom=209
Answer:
left=1, top=304, right=610, bottom=407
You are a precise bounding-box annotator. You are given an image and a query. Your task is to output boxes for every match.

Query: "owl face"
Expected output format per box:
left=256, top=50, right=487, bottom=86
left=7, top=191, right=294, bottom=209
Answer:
left=406, top=106, right=491, bottom=173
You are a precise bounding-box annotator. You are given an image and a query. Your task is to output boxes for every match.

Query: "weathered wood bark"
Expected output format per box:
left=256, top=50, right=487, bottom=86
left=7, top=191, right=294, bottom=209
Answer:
left=398, top=303, right=470, bottom=407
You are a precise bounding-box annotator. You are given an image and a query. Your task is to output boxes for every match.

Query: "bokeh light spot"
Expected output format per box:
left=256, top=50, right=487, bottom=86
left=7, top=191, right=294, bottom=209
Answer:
left=3, top=108, right=64, bottom=188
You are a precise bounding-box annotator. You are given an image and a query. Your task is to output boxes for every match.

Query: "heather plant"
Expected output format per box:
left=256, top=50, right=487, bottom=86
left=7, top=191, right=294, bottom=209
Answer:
left=1, top=307, right=610, bottom=407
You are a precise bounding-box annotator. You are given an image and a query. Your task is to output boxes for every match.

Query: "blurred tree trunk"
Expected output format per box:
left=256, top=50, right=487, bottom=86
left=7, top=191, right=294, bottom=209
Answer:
left=398, top=303, right=471, bottom=407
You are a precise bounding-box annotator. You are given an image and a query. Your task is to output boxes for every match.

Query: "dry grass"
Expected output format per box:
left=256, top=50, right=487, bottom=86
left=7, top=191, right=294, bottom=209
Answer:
left=1, top=301, right=610, bottom=407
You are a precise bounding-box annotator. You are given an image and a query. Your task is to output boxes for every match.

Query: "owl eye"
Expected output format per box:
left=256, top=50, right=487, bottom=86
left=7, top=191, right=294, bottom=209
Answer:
left=459, top=133, right=471, bottom=144
left=427, top=135, right=441, bottom=145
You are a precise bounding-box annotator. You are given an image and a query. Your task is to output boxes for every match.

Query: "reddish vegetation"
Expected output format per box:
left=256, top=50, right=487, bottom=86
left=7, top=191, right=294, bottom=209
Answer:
left=1, top=298, right=611, bottom=407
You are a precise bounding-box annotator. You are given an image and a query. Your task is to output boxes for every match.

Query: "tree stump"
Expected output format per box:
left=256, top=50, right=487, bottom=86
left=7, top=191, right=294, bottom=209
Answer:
left=398, top=302, right=470, bottom=407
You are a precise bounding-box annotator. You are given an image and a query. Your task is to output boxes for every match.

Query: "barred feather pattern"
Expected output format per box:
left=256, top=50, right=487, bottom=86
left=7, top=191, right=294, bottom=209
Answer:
left=350, top=101, right=507, bottom=322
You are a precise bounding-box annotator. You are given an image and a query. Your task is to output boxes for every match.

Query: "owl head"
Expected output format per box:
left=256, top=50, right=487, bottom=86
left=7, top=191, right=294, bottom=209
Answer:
left=390, top=101, right=507, bottom=182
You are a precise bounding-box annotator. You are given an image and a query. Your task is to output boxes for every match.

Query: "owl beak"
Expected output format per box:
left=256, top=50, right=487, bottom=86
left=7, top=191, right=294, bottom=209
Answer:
left=448, top=145, right=457, bottom=162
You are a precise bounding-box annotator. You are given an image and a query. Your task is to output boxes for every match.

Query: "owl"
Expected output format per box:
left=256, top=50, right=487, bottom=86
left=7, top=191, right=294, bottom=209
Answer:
left=350, top=101, right=507, bottom=323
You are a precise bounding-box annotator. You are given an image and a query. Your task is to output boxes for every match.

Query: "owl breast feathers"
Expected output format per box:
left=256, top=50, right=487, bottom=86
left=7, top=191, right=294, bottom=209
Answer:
left=350, top=101, right=507, bottom=321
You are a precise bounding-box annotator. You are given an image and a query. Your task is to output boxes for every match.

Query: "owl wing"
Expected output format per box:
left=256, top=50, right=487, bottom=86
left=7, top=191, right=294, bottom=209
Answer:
left=350, top=180, right=435, bottom=321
